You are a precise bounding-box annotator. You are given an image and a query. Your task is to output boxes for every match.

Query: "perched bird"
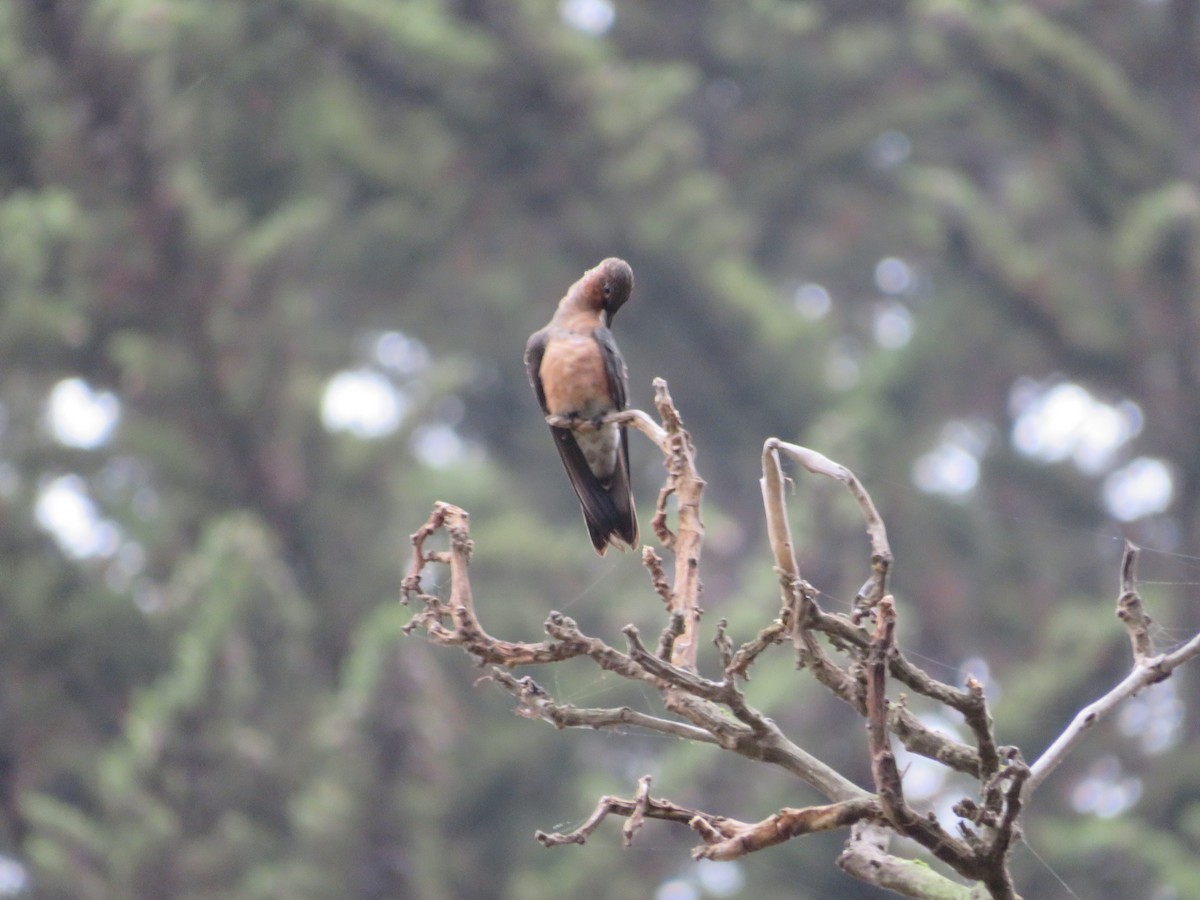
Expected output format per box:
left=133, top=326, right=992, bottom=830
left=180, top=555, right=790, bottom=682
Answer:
left=525, top=258, right=639, bottom=554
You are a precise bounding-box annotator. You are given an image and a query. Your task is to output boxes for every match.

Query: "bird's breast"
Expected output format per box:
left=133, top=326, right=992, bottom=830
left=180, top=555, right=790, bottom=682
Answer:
left=539, top=335, right=613, bottom=418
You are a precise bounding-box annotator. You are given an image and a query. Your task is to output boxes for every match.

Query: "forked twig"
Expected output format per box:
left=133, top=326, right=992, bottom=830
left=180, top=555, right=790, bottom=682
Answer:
left=1028, top=543, right=1200, bottom=793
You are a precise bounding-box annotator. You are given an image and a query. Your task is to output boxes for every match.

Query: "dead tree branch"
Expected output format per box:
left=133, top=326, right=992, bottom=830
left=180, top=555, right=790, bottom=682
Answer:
left=1027, top=541, right=1200, bottom=793
left=535, top=777, right=736, bottom=850
left=404, top=381, right=1200, bottom=899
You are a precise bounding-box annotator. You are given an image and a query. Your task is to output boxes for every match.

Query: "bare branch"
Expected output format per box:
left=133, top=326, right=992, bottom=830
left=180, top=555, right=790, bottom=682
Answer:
left=891, top=702, right=984, bottom=778
left=810, top=604, right=991, bottom=723
left=402, top=503, right=588, bottom=666
left=760, top=441, right=806, bottom=623
left=650, top=378, right=706, bottom=673
left=621, top=626, right=872, bottom=802
left=983, top=760, right=1028, bottom=871
left=693, top=798, right=879, bottom=861
left=540, top=613, right=669, bottom=687
left=623, top=775, right=653, bottom=847
left=539, top=780, right=880, bottom=863
left=536, top=781, right=738, bottom=848
left=839, top=823, right=990, bottom=900
left=1116, top=541, right=1154, bottom=663
left=642, top=546, right=673, bottom=608
left=403, top=511, right=693, bottom=684
left=866, top=598, right=909, bottom=823
left=1028, top=630, right=1200, bottom=792
left=655, top=611, right=687, bottom=661
left=866, top=598, right=987, bottom=886
left=762, top=440, right=1005, bottom=782
left=651, top=486, right=677, bottom=549
left=1027, top=541, right=1200, bottom=794
left=725, top=617, right=788, bottom=681
left=406, top=382, right=1200, bottom=899
left=767, top=438, right=893, bottom=612
left=485, top=668, right=721, bottom=744
left=713, top=618, right=735, bottom=670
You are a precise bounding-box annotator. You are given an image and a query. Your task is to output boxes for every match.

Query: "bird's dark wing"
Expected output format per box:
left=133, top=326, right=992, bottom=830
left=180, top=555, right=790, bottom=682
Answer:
left=524, top=328, right=550, bottom=414
left=603, top=425, right=638, bottom=549
left=593, top=325, right=638, bottom=549
left=593, top=325, right=627, bottom=411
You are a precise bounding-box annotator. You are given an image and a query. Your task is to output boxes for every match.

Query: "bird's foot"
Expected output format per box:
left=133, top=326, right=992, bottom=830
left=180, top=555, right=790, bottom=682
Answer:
left=546, top=412, right=600, bottom=432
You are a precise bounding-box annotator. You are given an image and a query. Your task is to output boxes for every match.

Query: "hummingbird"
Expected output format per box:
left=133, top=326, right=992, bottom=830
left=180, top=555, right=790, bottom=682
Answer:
left=525, top=258, right=638, bottom=554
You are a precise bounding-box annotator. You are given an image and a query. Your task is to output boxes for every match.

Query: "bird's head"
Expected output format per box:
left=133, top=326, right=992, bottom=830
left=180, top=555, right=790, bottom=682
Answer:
left=596, top=257, right=633, bottom=324
left=566, top=257, right=634, bottom=325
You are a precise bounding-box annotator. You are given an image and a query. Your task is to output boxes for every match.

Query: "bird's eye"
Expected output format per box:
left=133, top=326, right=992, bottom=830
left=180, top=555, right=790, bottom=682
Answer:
left=602, top=284, right=612, bottom=299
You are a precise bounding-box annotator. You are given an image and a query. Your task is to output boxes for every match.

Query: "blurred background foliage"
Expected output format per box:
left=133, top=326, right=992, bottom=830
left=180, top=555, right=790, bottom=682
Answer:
left=1, top=0, right=1199, bottom=897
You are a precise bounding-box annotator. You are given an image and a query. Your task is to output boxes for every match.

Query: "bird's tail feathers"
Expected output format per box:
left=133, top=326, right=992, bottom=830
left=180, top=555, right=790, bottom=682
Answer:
left=551, top=425, right=638, bottom=555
